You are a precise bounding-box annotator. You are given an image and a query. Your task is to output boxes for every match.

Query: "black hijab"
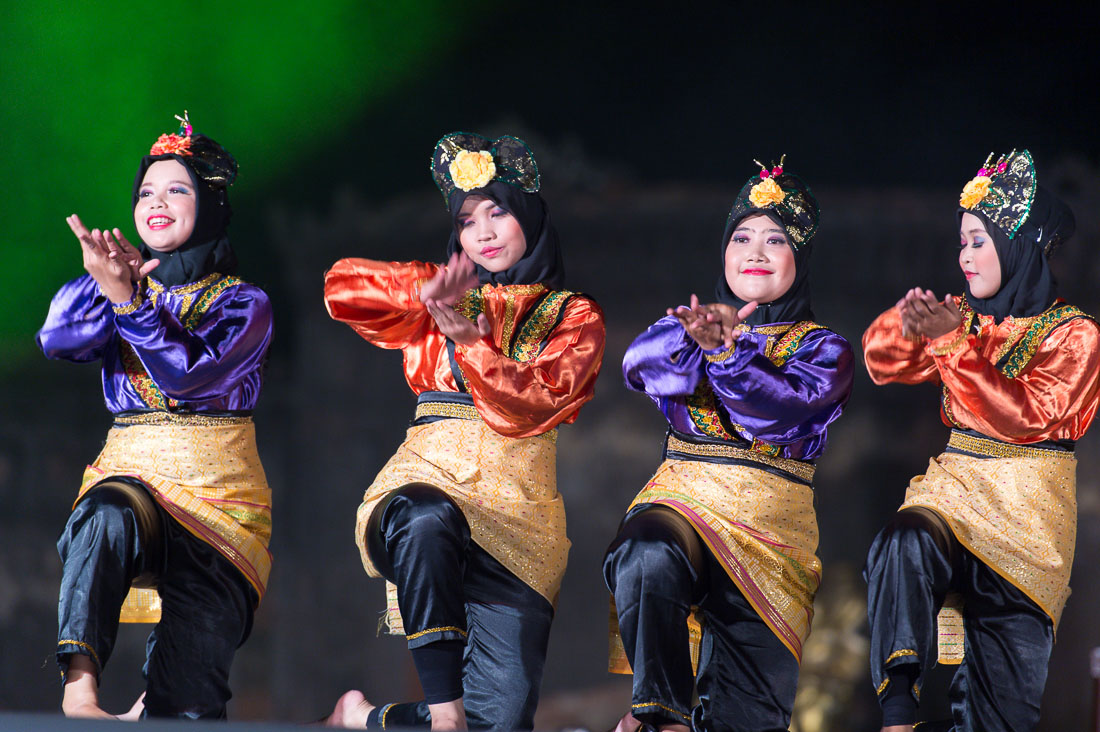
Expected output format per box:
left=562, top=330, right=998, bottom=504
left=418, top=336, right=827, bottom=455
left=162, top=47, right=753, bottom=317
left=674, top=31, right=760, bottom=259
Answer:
left=961, top=185, right=1074, bottom=322
left=445, top=180, right=565, bottom=289
left=132, top=134, right=237, bottom=287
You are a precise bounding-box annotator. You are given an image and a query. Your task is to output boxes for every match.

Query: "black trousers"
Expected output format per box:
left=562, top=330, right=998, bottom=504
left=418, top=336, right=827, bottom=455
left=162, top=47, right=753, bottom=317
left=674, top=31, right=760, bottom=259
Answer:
left=56, top=478, right=255, bottom=720
left=603, top=504, right=799, bottom=732
left=364, top=484, right=554, bottom=731
left=864, top=508, right=1053, bottom=731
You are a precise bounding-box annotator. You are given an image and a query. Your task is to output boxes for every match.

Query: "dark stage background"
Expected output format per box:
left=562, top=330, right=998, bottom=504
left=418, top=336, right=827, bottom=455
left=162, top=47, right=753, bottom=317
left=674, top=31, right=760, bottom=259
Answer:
left=3, top=4, right=1100, bottom=730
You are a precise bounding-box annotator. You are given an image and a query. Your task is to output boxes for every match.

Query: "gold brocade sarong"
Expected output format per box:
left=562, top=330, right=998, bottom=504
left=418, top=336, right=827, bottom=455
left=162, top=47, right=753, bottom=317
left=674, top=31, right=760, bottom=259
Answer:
left=902, top=445, right=1076, bottom=628
left=76, top=414, right=272, bottom=623
left=354, top=417, right=566, bottom=635
left=609, top=458, right=820, bottom=669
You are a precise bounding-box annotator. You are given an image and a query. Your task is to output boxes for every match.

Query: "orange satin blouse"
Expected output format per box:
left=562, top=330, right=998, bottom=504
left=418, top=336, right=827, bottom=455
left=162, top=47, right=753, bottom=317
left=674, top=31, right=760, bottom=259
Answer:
left=324, top=258, right=606, bottom=439
left=862, top=298, right=1100, bottom=444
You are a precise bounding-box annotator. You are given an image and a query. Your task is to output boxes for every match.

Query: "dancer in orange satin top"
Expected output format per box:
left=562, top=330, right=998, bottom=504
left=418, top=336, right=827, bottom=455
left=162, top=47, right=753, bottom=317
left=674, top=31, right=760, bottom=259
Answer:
left=862, top=149, right=1100, bottom=732
left=323, top=133, right=605, bottom=731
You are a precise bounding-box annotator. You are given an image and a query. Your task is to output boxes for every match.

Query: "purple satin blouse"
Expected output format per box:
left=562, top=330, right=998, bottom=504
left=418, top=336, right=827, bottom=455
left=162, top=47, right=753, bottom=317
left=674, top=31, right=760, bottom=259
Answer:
left=37, top=274, right=273, bottom=413
left=623, top=315, right=853, bottom=461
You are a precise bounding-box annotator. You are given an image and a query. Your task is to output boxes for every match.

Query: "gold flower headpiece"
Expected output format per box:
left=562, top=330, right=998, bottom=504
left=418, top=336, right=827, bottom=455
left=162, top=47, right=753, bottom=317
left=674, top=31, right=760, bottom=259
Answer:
left=432, top=132, right=540, bottom=209
left=958, top=149, right=1036, bottom=240
left=727, top=155, right=819, bottom=250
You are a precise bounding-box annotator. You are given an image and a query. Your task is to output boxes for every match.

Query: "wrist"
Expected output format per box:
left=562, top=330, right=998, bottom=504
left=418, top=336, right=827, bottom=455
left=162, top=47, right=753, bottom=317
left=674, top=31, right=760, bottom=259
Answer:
left=110, top=286, right=143, bottom=314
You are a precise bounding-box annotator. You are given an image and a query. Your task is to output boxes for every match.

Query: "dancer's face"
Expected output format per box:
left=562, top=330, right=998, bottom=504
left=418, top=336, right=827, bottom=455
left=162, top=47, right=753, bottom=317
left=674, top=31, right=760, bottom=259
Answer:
left=959, top=212, right=1002, bottom=299
left=456, top=196, right=527, bottom=272
left=724, top=213, right=796, bottom=304
left=134, top=159, right=197, bottom=252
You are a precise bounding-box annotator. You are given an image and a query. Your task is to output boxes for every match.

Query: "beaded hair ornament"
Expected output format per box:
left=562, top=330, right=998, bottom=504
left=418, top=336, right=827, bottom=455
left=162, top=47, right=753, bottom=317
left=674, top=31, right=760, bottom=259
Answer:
left=431, top=132, right=540, bottom=209
left=959, top=149, right=1036, bottom=240
left=147, top=110, right=238, bottom=189
left=726, top=155, right=820, bottom=249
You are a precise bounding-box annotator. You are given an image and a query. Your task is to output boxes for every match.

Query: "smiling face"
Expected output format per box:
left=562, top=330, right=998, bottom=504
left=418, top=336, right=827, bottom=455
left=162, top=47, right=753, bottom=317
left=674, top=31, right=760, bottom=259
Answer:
left=455, top=195, right=527, bottom=273
left=959, top=212, right=1002, bottom=299
left=134, top=159, right=197, bottom=252
left=723, top=213, right=797, bottom=304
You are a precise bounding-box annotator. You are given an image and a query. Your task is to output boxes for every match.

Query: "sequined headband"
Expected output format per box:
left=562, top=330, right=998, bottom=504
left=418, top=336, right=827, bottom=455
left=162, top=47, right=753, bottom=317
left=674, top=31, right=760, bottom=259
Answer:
left=147, top=111, right=238, bottom=189
left=726, top=156, right=819, bottom=249
left=958, top=149, right=1036, bottom=239
left=431, top=132, right=540, bottom=209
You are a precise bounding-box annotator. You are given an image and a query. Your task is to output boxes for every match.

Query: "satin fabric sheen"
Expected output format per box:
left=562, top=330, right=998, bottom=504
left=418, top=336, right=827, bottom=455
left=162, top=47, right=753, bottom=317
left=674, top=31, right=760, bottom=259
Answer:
left=36, top=273, right=272, bottom=413
left=623, top=315, right=853, bottom=459
left=323, top=259, right=604, bottom=439
left=862, top=299, right=1100, bottom=444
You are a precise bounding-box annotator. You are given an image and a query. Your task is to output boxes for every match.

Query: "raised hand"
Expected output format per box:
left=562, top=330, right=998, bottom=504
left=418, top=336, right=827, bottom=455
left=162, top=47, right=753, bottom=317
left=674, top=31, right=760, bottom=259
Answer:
left=899, top=288, right=962, bottom=340
left=699, top=300, right=759, bottom=347
left=104, top=228, right=159, bottom=282
left=421, top=251, right=479, bottom=307
left=67, top=214, right=136, bottom=304
left=668, top=294, right=724, bottom=350
left=424, top=297, right=492, bottom=346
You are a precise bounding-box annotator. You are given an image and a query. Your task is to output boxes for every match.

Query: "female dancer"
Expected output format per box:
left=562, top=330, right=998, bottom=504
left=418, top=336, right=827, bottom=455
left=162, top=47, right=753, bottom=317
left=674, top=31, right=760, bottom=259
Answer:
left=604, top=159, right=854, bottom=732
left=37, top=113, right=273, bottom=719
left=862, top=150, right=1100, bottom=731
left=323, top=133, right=605, bottom=730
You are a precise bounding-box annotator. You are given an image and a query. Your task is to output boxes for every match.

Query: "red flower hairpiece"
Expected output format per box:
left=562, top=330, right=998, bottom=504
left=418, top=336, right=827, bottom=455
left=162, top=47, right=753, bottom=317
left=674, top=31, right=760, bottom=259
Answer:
left=149, top=111, right=194, bottom=156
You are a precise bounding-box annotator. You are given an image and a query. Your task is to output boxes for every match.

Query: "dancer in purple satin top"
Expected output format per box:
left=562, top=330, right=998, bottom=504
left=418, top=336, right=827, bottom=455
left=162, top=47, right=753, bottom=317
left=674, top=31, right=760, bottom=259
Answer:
left=37, top=113, right=273, bottom=721
left=605, top=159, right=853, bottom=732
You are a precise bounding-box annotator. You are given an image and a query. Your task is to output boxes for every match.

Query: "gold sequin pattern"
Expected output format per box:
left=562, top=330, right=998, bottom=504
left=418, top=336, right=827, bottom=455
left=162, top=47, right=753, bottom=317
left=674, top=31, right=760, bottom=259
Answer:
left=111, top=289, right=143, bottom=315
left=667, top=433, right=816, bottom=483
left=615, top=459, right=821, bottom=662
left=947, top=430, right=1075, bottom=461
left=511, top=290, right=574, bottom=362
left=76, top=419, right=271, bottom=623
left=1000, top=304, right=1092, bottom=378
left=414, top=400, right=557, bottom=443
left=114, top=412, right=252, bottom=427
left=901, top=449, right=1076, bottom=626
left=356, top=417, right=567, bottom=632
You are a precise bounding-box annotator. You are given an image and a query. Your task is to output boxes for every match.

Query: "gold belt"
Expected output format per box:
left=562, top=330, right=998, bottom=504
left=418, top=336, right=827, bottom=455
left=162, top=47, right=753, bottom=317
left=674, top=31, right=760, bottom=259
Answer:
left=113, top=412, right=253, bottom=427
left=946, top=430, right=1074, bottom=461
left=666, top=433, right=815, bottom=483
left=413, top=400, right=557, bottom=443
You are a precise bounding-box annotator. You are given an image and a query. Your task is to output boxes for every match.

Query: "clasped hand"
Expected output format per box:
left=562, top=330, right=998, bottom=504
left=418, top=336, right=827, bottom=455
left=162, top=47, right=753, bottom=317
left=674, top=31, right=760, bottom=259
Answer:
left=669, top=294, right=759, bottom=351
left=421, top=251, right=491, bottom=346
left=67, top=214, right=159, bottom=304
left=896, top=288, right=963, bottom=340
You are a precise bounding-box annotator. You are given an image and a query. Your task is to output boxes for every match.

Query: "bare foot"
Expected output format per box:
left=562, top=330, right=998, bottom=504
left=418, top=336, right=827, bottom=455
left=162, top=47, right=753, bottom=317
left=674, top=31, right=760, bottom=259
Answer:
left=882, top=726, right=914, bottom=732
left=324, top=690, right=375, bottom=728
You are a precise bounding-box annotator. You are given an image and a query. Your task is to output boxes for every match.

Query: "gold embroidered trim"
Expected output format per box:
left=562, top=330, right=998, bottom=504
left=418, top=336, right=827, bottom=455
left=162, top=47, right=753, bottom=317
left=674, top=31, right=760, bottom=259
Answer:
left=498, top=283, right=546, bottom=296
left=631, top=701, right=691, bottom=722
left=120, top=275, right=242, bottom=409
left=876, top=678, right=890, bottom=695
left=183, top=276, right=242, bottom=330
left=380, top=703, right=393, bottom=729
left=511, top=290, right=574, bottom=362
left=454, top=287, right=484, bottom=321
left=499, top=292, right=517, bottom=357
left=666, top=433, right=815, bottom=482
left=947, top=430, right=1074, bottom=461
left=58, top=639, right=102, bottom=667
left=685, top=381, right=734, bottom=440
left=111, top=289, right=143, bottom=315
left=405, top=625, right=468, bottom=641
left=114, top=412, right=252, bottom=427
left=770, top=321, right=825, bottom=367
left=1001, top=304, right=1091, bottom=378
left=414, top=401, right=557, bottom=443
left=928, top=329, right=968, bottom=356
left=885, top=648, right=918, bottom=664
left=705, top=344, right=737, bottom=363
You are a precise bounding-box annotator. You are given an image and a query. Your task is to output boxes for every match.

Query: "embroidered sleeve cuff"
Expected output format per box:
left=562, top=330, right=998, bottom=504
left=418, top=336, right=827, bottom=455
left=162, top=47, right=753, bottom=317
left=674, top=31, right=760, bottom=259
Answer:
left=926, top=327, right=969, bottom=357
left=111, top=287, right=143, bottom=315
